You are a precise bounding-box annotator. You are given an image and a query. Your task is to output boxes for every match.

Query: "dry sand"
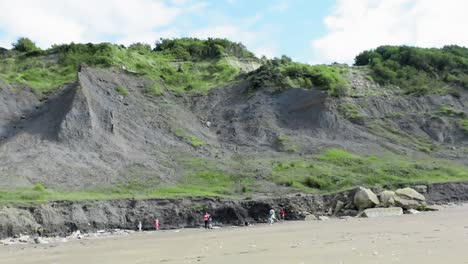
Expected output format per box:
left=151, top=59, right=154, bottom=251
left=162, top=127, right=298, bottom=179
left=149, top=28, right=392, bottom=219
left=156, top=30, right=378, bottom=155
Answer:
left=2, top=204, right=468, bottom=264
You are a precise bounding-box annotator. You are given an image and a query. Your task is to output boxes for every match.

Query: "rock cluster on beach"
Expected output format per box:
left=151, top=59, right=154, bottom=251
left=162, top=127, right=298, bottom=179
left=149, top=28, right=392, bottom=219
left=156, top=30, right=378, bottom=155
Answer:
left=351, top=186, right=428, bottom=218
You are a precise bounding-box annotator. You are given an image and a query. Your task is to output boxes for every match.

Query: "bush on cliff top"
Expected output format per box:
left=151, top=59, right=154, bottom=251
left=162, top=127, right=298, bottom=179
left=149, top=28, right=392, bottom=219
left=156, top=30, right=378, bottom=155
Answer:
left=355, top=45, right=468, bottom=94
left=248, top=56, right=349, bottom=96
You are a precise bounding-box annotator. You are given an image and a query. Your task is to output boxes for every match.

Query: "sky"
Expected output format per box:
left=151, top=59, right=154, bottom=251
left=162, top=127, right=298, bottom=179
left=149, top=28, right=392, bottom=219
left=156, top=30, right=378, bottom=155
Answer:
left=0, top=0, right=467, bottom=64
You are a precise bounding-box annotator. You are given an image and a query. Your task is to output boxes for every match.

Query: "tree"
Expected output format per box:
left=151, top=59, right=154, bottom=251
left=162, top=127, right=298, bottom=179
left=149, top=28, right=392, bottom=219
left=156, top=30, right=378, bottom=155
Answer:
left=12, top=37, right=39, bottom=52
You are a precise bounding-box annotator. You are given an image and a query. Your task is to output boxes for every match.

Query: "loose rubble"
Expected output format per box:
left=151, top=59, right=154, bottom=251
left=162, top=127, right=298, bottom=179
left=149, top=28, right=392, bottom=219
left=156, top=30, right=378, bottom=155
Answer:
left=0, top=229, right=135, bottom=246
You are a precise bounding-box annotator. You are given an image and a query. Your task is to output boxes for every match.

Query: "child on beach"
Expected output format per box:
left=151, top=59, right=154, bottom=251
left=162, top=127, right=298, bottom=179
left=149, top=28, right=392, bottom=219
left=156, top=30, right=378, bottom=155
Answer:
left=154, top=219, right=160, bottom=230
left=268, top=209, right=277, bottom=224
left=279, top=209, right=285, bottom=221
left=204, top=212, right=210, bottom=229
left=138, top=221, right=142, bottom=232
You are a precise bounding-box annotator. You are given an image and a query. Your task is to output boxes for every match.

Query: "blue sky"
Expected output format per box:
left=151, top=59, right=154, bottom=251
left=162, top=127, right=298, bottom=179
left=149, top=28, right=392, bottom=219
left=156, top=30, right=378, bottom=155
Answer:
left=0, top=0, right=467, bottom=64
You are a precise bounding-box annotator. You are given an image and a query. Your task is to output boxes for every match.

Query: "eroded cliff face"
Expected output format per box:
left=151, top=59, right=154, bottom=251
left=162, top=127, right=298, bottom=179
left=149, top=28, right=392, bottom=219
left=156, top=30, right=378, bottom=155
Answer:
left=0, top=66, right=467, bottom=191
left=1, top=182, right=468, bottom=239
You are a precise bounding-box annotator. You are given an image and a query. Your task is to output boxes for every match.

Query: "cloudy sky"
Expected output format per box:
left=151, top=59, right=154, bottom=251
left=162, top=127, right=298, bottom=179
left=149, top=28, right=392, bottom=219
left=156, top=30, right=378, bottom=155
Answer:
left=0, top=0, right=467, bottom=64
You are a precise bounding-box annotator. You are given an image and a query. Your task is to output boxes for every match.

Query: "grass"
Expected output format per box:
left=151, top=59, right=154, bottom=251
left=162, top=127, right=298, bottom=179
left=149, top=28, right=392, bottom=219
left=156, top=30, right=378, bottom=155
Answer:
left=338, top=103, right=367, bottom=123
left=114, top=85, right=129, bottom=96
left=460, top=119, right=468, bottom=134
left=144, top=83, right=164, bottom=96
left=1, top=148, right=468, bottom=205
left=271, top=148, right=468, bottom=193
left=0, top=43, right=242, bottom=96
left=0, top=169, right=250, bottom=205
left=276, top=133, right=298, bottom=153
left=172, top=127, right=204, bottom=147
left=437, top=105, right=466, bottom=118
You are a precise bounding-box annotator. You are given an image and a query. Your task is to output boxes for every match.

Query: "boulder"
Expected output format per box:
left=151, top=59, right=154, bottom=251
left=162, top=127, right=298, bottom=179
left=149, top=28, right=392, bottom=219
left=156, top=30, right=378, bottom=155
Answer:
left=304, top=215, right=317, bottom=221
left=34, top=237, right=49, bottom=244
left=394, top=188, right=427, bottom=210
left=379, top=190, right=396, bottom=207
left=361, top=207, right=403, bottom=218
left=353, top=187, right=380, bottom=210
left=396, top=188, right=426, bottom=201
left=424, top=205, right=442, bottom=211
left=318, top=216, right=330, bottom=221
left=405, top=209, right=420, bottom=214
left=333, top=200, right=344, bottom=215
left=18, top=235, right=30, bottom=243
left=394, top=196, right=426, bottom=210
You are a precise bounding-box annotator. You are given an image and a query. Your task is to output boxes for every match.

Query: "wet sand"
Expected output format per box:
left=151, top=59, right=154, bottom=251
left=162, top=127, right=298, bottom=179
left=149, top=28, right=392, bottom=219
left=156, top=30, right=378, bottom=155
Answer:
left=2, top=204, right=468, bottom=264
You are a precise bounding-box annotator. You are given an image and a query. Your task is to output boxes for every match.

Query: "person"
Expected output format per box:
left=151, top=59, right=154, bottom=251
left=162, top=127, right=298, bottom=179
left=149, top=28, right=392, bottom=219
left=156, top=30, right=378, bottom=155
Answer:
left=138, top=221, right=142, bottom=232
left=154, top=219, right=160, bottom=230
left=268, top=209, right=276, bottom=224
left=203, top=212, right=210, bottom=229
left=208, top=216, right=213, bottom=229
left=279, top=209, right=285, bottom=221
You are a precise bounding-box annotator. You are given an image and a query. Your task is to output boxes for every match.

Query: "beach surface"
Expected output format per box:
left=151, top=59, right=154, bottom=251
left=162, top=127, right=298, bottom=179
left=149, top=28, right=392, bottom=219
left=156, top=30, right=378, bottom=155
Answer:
left=1, top=204, right=468, bottom=264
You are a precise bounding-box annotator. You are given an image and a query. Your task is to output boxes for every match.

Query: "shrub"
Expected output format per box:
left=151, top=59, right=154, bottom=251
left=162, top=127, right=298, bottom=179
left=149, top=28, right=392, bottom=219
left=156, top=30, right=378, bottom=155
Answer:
left=355, top=45, right=468, bottom=94
left=32, top=183, right=46, bottom=192
left=154, top=37, right=256, bottom=60
left=12, top=37, right=40, bottom=52
left=301, top=176, right=333, bottom=190
left=247, top=59, right=348, bottom=96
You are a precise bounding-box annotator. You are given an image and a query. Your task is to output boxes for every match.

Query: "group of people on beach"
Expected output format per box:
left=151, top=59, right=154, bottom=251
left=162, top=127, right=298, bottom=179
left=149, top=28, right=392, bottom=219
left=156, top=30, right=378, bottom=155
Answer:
left=137, top=219, right=159, bottom=232
left=268, top=208, right=286, bottom=224
left=136, top=208, right=286, bottom=231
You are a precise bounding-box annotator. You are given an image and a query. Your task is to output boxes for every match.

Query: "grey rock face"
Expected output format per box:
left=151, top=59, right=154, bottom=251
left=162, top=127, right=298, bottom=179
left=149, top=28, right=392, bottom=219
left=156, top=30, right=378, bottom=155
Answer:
left=379, top=190, right=396, bottom=207
left=394, top=188, right=427, bottom=210
left=353, top=187, right=380, bottom=210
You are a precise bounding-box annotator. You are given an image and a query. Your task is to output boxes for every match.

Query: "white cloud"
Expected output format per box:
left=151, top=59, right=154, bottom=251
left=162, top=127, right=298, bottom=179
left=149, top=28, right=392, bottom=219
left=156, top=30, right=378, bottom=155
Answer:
left=311, top=0, right=468, bottom=64
left=0, top=0, right=201, bottom=49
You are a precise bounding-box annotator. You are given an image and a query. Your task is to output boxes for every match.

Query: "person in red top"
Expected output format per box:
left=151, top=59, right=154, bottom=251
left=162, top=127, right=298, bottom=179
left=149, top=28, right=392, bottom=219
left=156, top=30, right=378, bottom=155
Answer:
left=154, top=219, right=160, bottom=230
left=279, top=209, right=285, bottom=221
left=203, top=212, right=210, bottom=229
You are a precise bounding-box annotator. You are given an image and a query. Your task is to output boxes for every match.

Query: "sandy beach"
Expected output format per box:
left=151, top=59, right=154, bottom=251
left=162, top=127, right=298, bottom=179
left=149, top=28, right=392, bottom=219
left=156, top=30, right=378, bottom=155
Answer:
left=1, top=204, right=468, bottom=264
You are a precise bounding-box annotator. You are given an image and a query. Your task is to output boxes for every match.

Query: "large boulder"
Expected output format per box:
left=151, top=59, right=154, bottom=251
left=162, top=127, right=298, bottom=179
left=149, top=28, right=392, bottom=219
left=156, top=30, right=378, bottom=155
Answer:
left=361, top=207, right=403, bottom=218
left=379, top=190, right=396, bottom=207
left=353, top=187, right=380, bottom=210
left=396, top=187, right=426, bottom=201
left=394, top=187, right=427, bottom=210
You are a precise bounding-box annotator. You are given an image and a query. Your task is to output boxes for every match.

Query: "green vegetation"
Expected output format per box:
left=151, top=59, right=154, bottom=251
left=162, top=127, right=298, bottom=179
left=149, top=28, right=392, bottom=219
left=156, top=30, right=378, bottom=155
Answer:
left=154, top=38, right=256, bottom=61
left=12, top=37, right=40, bottom=53
left=172, top=127, right=204, bottom=147
left=460, top=119, right=468, bottom=134
left=355, top=45, right=468, bottom=95
left=436, top=105, right=466, bottom=118
left=114, top=85, right=129, bottom=96
left=272, top=149, right=468, bottom=193
left=0, top=167, right=252, bottom=205
left=247, top=56, right=349, bottom=96
left=338, top=103, right=367, bottom=123
left=276, top=133, right=298, bottom=153
left=1, top=148, right=467, bottom=204
left=144, top=83, right=164, bottom=96
left=0, top=38, right=249, bottom=95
